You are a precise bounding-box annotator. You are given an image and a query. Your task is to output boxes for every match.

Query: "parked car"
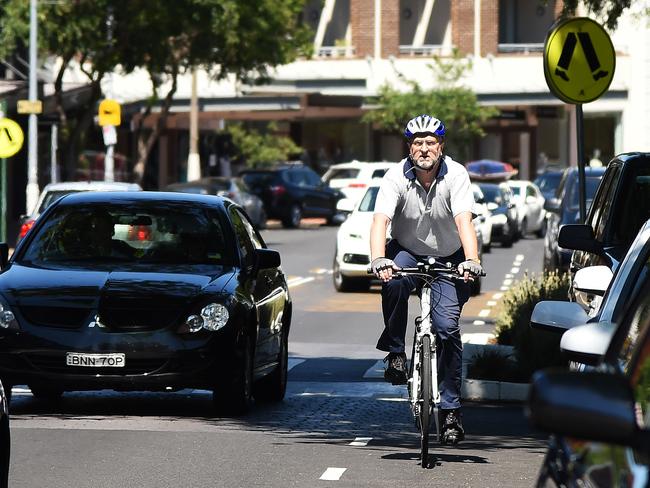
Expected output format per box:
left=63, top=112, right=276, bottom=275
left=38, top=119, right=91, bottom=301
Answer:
left=322, top=161, right=396, bottom=206
left=559, top=153, right=650, bottom=305
left=471, top=183, right=492, bottom=252
left=18, top=181, right=142, bottom=242
left=0, top=191, right=291, bottom=415
left=506, top=180, right=546, bottom=237
left=528, top=261, right=650, bottom=487
left=240, top=163, right=344, bottom=228
left=542, top=166, right=606, bottom=273
left=0, top=379, right=8, bottom=488
left=534, top=168, right=564, bottom=201
left=476, top=182, right=518, bottom=247
left=165, top=176, right=267, bottom=229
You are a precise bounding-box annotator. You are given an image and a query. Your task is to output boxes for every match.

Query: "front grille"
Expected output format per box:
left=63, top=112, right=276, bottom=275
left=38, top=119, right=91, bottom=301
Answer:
left=98, top=307, right=182, bottom=331
left=25, top=353, right=168, bottom=376
left=343, top=253, right=370, bottom=265
left=19, top=306, right=92, bottom=329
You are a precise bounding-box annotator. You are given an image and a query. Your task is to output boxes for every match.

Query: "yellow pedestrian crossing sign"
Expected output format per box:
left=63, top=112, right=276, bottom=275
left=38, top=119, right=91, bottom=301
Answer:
left=544, top=17, right=615, bottom=104
left=0, top=118, right=24, bottom=158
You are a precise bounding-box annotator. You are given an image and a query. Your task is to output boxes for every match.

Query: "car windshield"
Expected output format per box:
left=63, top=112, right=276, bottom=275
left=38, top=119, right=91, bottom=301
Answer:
left=20, top=203, right=234, bottom=267
left=323, top=168, right=360, bottom=182
left=535, top=172, right=563, bottom=193
left=567, top=175, right=603, bottom=210
left=358, top=187, right=379, bottom=212
left=478, top=185, right=500, bottom=203
left=37, top=190, right=83, bottom=214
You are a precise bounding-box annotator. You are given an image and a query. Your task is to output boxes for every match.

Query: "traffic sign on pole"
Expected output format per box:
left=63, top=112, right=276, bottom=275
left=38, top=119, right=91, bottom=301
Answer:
left=544, top=17, right=615, bottom=104
left=0, top=118, right=25, bottom=158
left=98, top=99, right=121, bottom=127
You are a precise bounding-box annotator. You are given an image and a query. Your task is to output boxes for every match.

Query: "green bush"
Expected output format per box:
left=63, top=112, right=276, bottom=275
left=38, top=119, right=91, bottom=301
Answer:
left=467, top=349, right=527, bottom=383
left=495, top=271, right=571, bottom=380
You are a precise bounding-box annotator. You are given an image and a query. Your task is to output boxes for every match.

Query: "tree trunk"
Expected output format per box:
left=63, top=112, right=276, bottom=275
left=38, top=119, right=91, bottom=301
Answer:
left=133, top=69, right=179, bottom=188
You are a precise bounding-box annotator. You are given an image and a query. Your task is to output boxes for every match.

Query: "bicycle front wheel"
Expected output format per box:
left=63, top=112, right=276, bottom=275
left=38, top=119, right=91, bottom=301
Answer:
left=419, top=334, right=432, bottom=468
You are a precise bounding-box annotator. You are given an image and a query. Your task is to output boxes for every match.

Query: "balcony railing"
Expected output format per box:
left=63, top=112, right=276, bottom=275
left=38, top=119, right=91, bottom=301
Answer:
left=399, top=44, right=454, bottom=57
left=317, top=46, right=356, bottom=58
left=497, top=43, right=544, bottom=54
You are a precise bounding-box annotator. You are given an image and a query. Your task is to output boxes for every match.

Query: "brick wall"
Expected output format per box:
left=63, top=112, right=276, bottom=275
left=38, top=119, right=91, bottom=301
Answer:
left=351, top=0, right=374, bottom=58
left=481, top=0, right=498, bottom=57
left=381, top=0, right=399, bottom=58
left=451, top=0, right=475, bottom=56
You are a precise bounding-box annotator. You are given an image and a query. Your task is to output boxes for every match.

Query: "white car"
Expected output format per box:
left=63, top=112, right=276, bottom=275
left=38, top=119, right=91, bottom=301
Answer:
left=333, top=185, right=385, bottom=292
left=322, top=161, right=396, bottom=206
left=18, top=181, right=142, bottom=241
left=506, top=180, right=545, bottom=237
left=471, top=183, right=492, bottom=252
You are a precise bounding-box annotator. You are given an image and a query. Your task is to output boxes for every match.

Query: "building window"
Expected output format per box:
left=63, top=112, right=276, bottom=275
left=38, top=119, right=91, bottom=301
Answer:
left=399, top=0, right=452, bottom=56
left=305, top=0, right=354, bottom=58
left=498, top=0, right=557, bottom=53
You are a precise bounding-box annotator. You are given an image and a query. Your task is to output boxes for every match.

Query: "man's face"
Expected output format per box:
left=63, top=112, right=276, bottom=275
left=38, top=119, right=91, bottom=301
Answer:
left=409, top=134, right=444, bottom=170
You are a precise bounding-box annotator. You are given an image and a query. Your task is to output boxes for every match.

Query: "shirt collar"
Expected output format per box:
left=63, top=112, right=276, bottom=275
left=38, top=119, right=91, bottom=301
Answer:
left=403, top=156, right=448, bottom=181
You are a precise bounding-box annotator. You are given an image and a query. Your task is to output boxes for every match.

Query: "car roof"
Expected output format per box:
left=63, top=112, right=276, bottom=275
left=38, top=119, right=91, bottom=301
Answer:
left=51, top=191, right=229, bottom=208
left=326, top=161, right=397, bottom=169
left=40, top=181, right=142, bottom=192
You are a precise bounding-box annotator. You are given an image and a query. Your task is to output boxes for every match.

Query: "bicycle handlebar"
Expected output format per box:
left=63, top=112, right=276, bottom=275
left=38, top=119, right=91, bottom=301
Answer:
left=367, top=257, right=486, bottom=278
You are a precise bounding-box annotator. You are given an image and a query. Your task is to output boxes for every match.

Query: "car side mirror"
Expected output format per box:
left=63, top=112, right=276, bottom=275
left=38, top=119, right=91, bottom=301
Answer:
left=254, top=248, right=281, bottom=271
left=336, top=198, right=355, bottom=213
left=528, top=369, right=639, bottom=448
left=0, top=243, right=7, bottom=269
left=573, top=265, right=613, bottom=296
left=558, top=224, right=603, bottom=254
left=530, top=301, right=589, bottom=333
left=560, top=321, right=614, bottom=366
left=544, top=198, right=561, bottom=213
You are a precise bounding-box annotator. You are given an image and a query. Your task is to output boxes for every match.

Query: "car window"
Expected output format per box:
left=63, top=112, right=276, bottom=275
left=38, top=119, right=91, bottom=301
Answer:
left=229, top=207, right=256, bottom=263
left=371, top=169, right=387, bottom=179
left=303, top=168, right=323, bottom=186
left=534, top=172, right=563, bottom=194
left=359, top=187, right=380, bottom=212
left=589, top=166, right=619, bottom=240
left=509, top=185, right=522, bottom=197
left=324, top=168, right=360, bottom=181
left=610, top=168, right=650, bottom=247
left=526, top=185, right=537, bottom=198
left=479, top=185, right=500, bottom=203
left=21, top=203, right=233, bottom=266
left=235, top=208, right=264, bottom=250
left=566, top=174, right=602, bottom=211
left=241, top=172, right=273, bottom=190
left=37, top=190, right=83, bottom=214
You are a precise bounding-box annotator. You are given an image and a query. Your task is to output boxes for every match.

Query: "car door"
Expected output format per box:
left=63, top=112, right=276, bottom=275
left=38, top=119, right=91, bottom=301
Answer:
left=302, top=167, right=334, bottom=216
left=526, top=183, right=544, bottom=229
left=229, top=207, right=286, bottom=368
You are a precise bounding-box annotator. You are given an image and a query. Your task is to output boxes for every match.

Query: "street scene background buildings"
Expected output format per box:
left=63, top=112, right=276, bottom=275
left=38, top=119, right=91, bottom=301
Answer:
left=0, top=0, right=648, bottom=242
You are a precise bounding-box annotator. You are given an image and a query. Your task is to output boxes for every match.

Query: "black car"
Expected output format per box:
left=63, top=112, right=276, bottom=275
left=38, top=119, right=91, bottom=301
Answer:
left=165, top=176, right=267, bottom=230
left=543, top=166, right=606, bottom=273
left=0, top=192, right=292, bottom=415
left=476, top=182, right=518, bottom=247
left=0, top=380, right=8, bottom=488
left=240, top=164, right=344, bottom=228
left=533, top=169, right=564, bottom=201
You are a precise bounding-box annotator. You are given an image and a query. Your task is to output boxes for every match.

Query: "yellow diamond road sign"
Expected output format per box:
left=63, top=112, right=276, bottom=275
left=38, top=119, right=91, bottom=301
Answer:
left=0, top=118, right=24, bottom=158
left=98, top=99, right=121, bottom=127
left=544, top=17, right=615, bottom=104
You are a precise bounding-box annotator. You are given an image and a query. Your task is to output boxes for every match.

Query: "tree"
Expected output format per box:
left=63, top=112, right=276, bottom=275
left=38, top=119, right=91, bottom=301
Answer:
left=363, top=50, right=498, bottom=162
left=0, top=0, right=312, bottom=185
left=559, top=0, right=634, bottom=29
left=224, top=122, right=302, bottom=169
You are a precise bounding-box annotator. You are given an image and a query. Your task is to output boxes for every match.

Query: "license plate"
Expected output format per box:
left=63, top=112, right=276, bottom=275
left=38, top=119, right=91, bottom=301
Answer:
left=66, top=352, right=125, bottom=368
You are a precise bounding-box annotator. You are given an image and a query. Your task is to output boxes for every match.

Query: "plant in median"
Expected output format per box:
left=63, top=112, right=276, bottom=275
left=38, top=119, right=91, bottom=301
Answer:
left=494, top=271, right=571, bottom=380
left=467, top=348, right=527, bottom=383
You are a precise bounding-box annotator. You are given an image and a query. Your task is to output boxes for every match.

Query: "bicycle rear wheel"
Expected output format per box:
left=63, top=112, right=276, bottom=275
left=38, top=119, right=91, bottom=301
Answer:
left=419, top=334, right=432, bottom=468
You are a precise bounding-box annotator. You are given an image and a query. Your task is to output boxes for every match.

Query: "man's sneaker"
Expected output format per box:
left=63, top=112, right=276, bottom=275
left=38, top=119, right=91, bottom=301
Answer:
left=383, top=352, right=407, bottom=385
left=440, top=409, right=465, bottom=445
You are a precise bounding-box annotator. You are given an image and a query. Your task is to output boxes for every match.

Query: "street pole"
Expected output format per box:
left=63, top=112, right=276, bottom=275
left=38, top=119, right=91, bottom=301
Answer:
left=26, top=0, right=39, bottom=214
left=0, top=100, right=6, bottom=243
left=187, top=68, right=201, bottom=181
left=50, top=123, right=58, bottom=183
left=576, top=104, right=586, bottom=224
left=104, top=6, right=115, bottom=182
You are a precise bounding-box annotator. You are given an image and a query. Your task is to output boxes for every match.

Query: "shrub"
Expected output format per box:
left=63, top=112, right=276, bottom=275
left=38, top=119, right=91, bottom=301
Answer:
left=494, top=271, right=571, bottom=380
left=467, top=348, right=528, bottom=383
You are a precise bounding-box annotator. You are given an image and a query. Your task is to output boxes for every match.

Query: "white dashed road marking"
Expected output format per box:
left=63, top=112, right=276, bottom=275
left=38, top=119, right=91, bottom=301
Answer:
left=478, top=309, right=491, bottom=317
left=349, top=437, right=372, bottom=447
left=472, top=320, right=486, bottom=326
left=511, top=267, right=520, bottom=274
left=320, top=468, right=347, bottom=481
left=287, top=276, right=315, bottom=288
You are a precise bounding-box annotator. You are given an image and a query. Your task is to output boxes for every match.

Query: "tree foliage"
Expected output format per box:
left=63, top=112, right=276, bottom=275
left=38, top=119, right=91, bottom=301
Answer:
left=559, top=0, right=633, bottom=29
left=0, top=0, right=312, bottom=185
left=363, top=51, right=498, bottom=162
left=225, top=123, right=302, bottom=169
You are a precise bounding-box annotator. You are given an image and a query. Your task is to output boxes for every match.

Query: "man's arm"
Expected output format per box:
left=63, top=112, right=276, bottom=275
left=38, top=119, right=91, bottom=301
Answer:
left=370, top=213, right=394, bottom=281
left=455, top=211, right=482, bottom=280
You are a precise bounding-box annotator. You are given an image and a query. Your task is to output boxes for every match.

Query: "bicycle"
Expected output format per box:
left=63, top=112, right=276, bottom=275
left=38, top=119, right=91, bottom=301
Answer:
left=369, top=257, right=483, bottom=468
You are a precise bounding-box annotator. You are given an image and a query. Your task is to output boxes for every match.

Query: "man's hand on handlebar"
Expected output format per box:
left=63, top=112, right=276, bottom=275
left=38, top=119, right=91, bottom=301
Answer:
left=457, top=259, right=484, bottom=283
left=371, top=257, right=396, bottom=282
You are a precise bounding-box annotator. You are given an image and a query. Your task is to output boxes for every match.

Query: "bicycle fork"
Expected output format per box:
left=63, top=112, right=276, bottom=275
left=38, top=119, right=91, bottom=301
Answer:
left=408, top=287, right=440, bottom=440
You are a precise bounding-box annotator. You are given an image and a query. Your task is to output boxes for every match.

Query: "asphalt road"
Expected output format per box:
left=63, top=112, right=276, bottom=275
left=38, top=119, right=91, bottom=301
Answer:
left=8, top=221, right=549, bottom=488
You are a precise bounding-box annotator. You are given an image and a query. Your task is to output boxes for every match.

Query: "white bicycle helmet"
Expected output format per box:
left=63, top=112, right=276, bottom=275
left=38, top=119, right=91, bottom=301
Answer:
left=404, top=114, right=446, bottom=140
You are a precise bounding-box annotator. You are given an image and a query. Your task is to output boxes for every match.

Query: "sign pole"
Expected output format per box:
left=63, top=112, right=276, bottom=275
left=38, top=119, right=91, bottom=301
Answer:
left=576, top=104, right=586, bottom=223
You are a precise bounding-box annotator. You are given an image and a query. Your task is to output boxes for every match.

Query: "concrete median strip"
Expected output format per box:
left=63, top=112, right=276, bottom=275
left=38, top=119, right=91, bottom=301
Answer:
left=319, top=467, right=347, bottom=481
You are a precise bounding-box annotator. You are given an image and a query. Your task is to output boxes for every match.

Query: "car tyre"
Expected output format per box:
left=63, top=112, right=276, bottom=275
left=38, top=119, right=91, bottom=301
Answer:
left=520, top=218, right=528, bottom=238
left=254, top=329, right=288, bottom=403
left=29, top=384, right=64, bottom=402
left=333, top=255, right=370, bottom=292
left=283, top=204, right=302, bottom=229
left=213, top=335, right=254, bottom=416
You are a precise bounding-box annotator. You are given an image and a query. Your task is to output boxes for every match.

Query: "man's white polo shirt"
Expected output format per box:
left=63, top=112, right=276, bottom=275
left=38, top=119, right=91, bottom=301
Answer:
left=374, top=156, right=474, bottom=256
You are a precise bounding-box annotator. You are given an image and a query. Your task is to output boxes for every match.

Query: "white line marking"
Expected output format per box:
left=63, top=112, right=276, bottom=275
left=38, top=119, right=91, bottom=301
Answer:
left=492, top=292, right=503, bottom=299
left=503, top=279, right=513, bottom=286
left=510, top=267, right=520, bottom=274
left=315, top=269, right=328, bottom=275
left=288, top=358, right=306, bottom=371
left=472, top=320, right=486, bottom=325
left=487, top=300, right=497, bottom=307
left=350, top=437, right=372, bottom=447
left=505, top=273, right=514, bottom=279
left=500, top=286, right=509, bottom=291
left=287, top=276, right=315, bottom=288
left=462, top=332, right=495, bottom=344
left=515, top=254, right=525, bottom=262
left=320, top=468, right=347, bottom=481
left=478, top=309, right=490, bottom=317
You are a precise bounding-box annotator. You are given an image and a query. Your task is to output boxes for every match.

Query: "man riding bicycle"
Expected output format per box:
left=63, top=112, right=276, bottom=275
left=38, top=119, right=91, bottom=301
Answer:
left=370, top=114, right=483, bottom=445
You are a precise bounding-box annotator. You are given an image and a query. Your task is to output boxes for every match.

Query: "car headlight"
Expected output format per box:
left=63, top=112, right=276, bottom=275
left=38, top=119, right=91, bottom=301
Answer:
left=0, top=301, right=17, bottom=330
left=184, top=303, right=229, bottom=333
left=491, top=213, right=507, bottom=225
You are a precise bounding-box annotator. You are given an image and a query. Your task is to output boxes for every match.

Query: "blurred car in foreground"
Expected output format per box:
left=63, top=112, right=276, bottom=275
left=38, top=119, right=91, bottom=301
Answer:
left=0, top=379, right=8, bottom=488
left=476, top=182, right=518, bottom=247
left=18, top=181, right=142, bottom=242
left=506, top=180, right=545, bottom=237
left=543, top=166, right=605, bottom=273
left=322, top=161, right=396, bottom=206
left=0, top=191, right=291, bottom=415
left=165, top=176, right=267, bottom=229
left=241, top=163, right=343, bottom=228
left=471, top=183, right=492, bottom=252
left=528, top=263, right=650, bottom=487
